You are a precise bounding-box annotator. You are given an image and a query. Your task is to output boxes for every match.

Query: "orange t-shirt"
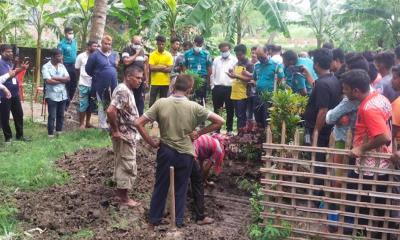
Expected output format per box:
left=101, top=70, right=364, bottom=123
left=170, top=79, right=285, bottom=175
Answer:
left=353, top=92, right=392, bottom=175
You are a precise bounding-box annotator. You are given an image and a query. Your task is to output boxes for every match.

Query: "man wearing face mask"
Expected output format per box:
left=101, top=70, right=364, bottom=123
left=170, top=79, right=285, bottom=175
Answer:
left=253, top=46, right=284, bottom=130
left=75, top=40, right=98, bottom=129
left=181, top=36, right=212, bottom=105
left=210, top=42, right=238, bottom=134
left=57, top=27, right=77, bottom=109
left=122, top=36, right=149, bottom=116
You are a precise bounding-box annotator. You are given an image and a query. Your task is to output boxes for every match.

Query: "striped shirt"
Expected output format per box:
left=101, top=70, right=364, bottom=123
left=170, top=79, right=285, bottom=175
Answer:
left=194, top=134, right=225, bottom=174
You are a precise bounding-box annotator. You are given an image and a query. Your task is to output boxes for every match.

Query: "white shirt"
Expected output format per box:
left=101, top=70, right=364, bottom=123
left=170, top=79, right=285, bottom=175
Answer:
left=271, top=54, right=283, bottom=64
left=75, top=52, right=92, bottom=87
left=210, top=55, right=237, bottom=88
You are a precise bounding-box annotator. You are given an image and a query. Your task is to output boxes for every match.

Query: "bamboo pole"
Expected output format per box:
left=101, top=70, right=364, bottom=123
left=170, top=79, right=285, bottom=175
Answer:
left=169, top=167, right=176, bottom=230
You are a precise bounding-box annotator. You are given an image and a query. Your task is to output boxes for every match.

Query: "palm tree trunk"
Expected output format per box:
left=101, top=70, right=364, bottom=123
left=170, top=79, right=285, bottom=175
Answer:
left=236, top=19, right=242, bottom=44
left=89, top=0, right=108, bottom=42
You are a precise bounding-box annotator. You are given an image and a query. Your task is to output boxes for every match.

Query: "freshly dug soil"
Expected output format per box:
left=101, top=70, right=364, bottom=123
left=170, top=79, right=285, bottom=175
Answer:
left=16, top=141, right=257, bottom=239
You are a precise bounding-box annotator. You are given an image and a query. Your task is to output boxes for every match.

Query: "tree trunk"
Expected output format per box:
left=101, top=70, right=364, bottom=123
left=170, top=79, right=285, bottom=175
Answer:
left=34, top=33, right=42, bottom=89
left=317, top=37, right=322, bottom=48
left=236, top=19, right=242, bottom=44
left=89, top=0, right=108, bottom=43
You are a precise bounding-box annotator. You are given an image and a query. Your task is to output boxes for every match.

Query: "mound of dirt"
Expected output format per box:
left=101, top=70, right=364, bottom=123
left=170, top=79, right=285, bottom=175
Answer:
left=16, top=141, right=256, bottom=239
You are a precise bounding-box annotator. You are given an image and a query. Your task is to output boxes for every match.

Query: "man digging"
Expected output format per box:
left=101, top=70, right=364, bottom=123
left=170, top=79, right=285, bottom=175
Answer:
left=106, top=65, right=144, bottom=207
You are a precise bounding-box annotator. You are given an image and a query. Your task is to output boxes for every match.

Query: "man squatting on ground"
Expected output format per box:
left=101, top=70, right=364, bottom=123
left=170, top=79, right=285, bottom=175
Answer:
left=134, top=74, right=225, bottom=227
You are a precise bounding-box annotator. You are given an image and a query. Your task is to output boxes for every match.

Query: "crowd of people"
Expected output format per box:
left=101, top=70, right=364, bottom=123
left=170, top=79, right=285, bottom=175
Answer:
left=1, top=26, right=400, bottom=232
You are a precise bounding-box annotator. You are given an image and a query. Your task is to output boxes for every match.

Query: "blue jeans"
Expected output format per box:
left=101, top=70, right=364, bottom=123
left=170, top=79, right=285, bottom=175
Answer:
left=46, top=99, right=66, bottom=135
left=149, top=144, right=194, bottom=226
left=234, top=99, right=247, bottom=129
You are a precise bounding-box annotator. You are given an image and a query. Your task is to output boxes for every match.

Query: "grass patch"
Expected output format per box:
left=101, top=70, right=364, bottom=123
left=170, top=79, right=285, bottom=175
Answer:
left=60, top=229, right=95, bottom=240
left=0, top=120, right=110, bottom=237
left=0, top=120, right=110, bottom=191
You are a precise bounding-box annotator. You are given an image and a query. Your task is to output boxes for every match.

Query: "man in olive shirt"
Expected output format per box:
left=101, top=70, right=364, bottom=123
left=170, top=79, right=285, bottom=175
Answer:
left=134, top=74, right=224, bottom=227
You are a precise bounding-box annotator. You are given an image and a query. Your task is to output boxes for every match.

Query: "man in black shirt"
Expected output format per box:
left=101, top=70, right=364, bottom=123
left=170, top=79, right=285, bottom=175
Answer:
left=122, top=36, right=148, bottom=116
left=331, top=48, right=346, bottom=79
left=303, top=48, right=342, bottom=193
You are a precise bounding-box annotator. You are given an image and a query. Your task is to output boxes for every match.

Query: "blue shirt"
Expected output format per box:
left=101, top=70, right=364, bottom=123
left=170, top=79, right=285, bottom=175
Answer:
left=85, top=49, right=118, bottom=96
left=182, top=48, right=212, bottom=77
left=57, top=38, right=78, bottom=64
left=0, top=59, right=18, bottom=97
left=42, top=61, right=69, bottom=102
left=253, top=59, right=284, bottom=92
left=284, top=57, right=317, bottom=95
left=326, top=97, right=359, bottom=141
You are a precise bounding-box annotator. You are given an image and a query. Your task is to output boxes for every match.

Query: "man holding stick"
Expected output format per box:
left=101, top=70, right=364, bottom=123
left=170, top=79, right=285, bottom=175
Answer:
left=134, top=74, right=224, bottom=228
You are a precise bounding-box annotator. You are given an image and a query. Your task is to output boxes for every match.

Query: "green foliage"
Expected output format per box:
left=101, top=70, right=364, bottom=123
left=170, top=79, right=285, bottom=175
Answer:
left=184, top=69, right=204, bottom=91
left=187, top=0, right=290, bottom=44
left=0, top=204, right=18, bottom=236
left=268, top=88, right=308, bottom=143
left=0, top=121, right=110, bottom=191
left=237, top=178, right=292, bottom=240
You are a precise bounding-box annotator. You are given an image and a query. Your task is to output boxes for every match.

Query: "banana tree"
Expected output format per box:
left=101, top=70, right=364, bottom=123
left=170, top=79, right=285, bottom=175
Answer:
left=339, top=0, right=400, bottom=48
left=186, top=0, right=290, bottom=44
left=0, top=0, right=26, bottom=43
left=64, top=0, right=95, bottom=49
left=18, top=0, right=70, bottom=88
left=148, top=0, right=193, bottom=40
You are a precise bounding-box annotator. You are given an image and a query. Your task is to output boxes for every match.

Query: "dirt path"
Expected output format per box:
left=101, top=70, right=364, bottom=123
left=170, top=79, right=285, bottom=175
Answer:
left=15, top=142, right=254, bottom=239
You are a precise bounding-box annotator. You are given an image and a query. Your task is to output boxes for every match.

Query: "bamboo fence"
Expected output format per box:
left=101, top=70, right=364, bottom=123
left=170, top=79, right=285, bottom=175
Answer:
left=261, top=123, right=400, bottom=239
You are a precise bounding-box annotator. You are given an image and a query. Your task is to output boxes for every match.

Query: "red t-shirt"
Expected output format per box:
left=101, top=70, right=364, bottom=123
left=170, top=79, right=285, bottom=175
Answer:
left=194, top=134, right=225, bottom=175
left=353, top=92, right=392, bottom=175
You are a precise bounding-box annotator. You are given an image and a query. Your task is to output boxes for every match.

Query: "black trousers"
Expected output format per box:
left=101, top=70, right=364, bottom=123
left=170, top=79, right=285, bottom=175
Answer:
left=212, top=85, right=234, bottom=132
left=0, top=96, right=24, bottom=140
left=149, top=144, right=193, bottom=226
left=64, top=63, right=77, bottom=109
left=191, top=160, right=205, bottom=221
left=194, top=81, right=207, bottom=105
left=149, top=85, right=169, bottom=108
left=133, top=83, right=145, bottom=116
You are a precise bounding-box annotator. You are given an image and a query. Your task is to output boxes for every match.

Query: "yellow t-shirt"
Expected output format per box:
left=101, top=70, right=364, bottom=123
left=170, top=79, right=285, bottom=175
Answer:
left=231, top=65, right=248, bottom=100
left=149, top=50, right=174, bottom=86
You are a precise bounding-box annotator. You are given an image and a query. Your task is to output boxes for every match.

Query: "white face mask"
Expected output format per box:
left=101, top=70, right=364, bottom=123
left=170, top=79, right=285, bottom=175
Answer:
left=136, top=56, right=145, bottom=62
left=67, top=34, right=74, bottom=40
left=194, top=47, right=202, bottom=53
left=221, top=51, right=230, bottom=58
left=131, top=44, right=141, bottom=50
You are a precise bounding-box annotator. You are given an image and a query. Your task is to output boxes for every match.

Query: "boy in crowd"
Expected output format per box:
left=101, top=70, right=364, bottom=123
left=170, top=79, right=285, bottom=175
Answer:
left=227, top=44, right=253, bottom=134
left=148, top=35, right=174, bottom=107
left=303, top=48, right=342, bottom=193
left=75, top=41, right=98, bottom=129
left=134, top=74, right=224, bottom=228
left=374, top=51, right=399, bottom=102
left=42, top=49, right=70, bottom=137
left=282, top=50, right=317, bottom=96
left=106, top=65, right=144, bottom=207
left=342, top=69, right=393, bottom=237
